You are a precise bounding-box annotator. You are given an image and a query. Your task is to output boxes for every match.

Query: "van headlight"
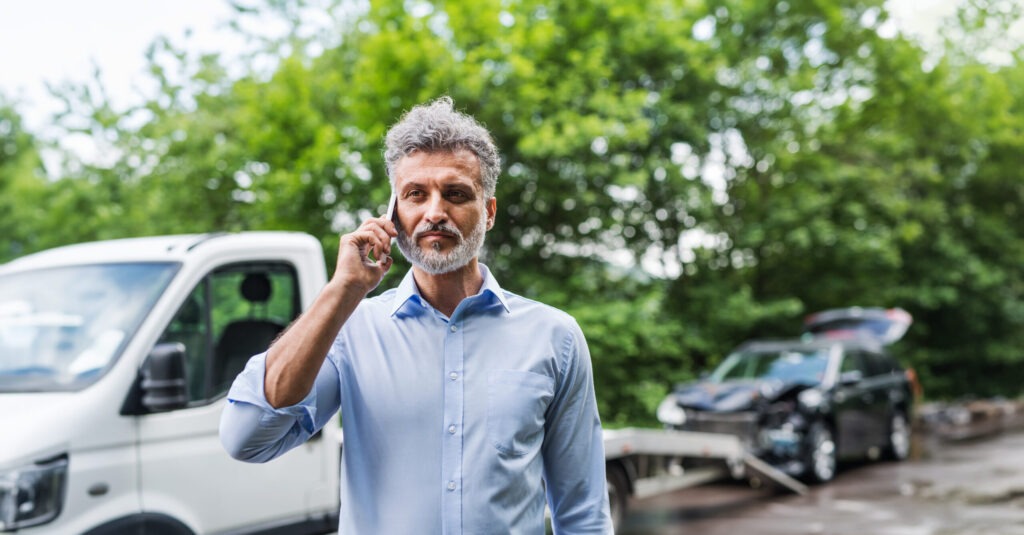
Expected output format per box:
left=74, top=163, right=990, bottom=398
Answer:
left=0, top=455, right=68, bottom=531
left=657, top=396, right=687, bottom=427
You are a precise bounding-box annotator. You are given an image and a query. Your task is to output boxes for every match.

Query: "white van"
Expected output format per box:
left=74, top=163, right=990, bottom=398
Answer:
left=0, top=233, right=340, bottom=534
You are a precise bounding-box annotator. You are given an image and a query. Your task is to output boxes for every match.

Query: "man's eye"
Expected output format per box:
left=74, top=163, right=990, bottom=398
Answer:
left=446, top=190, right=468, bottom=200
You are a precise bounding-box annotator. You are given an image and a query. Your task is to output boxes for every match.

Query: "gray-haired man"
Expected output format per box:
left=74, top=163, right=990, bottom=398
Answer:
left=220, top=97, right=613, bottom=533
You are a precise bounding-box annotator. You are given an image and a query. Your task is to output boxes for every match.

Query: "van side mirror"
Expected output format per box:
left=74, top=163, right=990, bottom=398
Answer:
left=141, top=342, right=189, bottom=412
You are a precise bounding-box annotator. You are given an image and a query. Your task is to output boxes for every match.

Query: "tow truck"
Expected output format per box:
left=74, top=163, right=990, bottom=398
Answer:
left=0, top=232, right=804, bottom=534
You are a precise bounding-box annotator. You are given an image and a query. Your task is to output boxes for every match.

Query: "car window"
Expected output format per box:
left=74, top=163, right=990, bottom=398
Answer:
left=156, top=262, right=300, bottom=404
left=840, top=350, right=867, bottom=375
left=864, top=351, right=898, bottom=377
left=712, top=347, right=830, bottom=385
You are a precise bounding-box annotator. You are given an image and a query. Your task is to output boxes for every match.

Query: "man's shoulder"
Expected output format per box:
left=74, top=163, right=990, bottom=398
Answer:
left=358, top=287, right=400, bottom=313
left=503, top=290, right=580, bottom=331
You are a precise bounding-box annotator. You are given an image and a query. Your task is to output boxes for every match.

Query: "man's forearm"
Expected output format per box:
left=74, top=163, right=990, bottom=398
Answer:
left=264, top=279, right=365, bottom=408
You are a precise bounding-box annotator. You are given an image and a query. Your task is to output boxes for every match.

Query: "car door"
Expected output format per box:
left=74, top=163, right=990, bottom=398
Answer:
left=861, top=349, right=908, bottom=449
left=832, top=350, right=874, bottom=457
left=136, top=262, right=334, bottom=533
left=852, top=348, right=895, bottom=450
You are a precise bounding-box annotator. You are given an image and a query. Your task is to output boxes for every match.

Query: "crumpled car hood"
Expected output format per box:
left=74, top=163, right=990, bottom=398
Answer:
left=673, top=380, right=787, bottom=412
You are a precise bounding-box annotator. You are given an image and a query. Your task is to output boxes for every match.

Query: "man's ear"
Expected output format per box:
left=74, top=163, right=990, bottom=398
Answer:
left=485, top=197, right=497, bottom=230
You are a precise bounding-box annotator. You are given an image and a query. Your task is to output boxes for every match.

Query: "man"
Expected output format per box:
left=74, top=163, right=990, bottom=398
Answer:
left=220, top=97, right=613, bottom=534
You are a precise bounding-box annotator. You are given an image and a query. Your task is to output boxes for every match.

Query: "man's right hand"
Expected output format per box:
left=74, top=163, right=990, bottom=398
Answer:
left=332, top=215, right=398, bottom=296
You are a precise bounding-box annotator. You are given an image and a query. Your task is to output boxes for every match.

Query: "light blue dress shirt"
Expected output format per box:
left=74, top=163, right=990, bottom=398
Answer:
left=220, top=265, right=613, bottom=534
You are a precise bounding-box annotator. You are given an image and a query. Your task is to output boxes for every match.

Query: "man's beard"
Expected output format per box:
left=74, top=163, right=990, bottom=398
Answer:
left=396, top=212, right=487, bottom=275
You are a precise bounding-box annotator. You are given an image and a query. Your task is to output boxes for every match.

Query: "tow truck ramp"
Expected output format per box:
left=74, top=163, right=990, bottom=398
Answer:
left=603, top=428, right=808, bottom=496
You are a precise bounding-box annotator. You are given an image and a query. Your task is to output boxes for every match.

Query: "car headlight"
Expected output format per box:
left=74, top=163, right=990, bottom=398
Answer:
left=657, top=396, right=687, bottom=426
left=0, top=455, right=68, bottom=531
left=797, top=388, right=824, bottom=410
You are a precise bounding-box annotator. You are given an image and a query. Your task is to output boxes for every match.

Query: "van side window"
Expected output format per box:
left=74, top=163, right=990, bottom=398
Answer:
left=159, top=284, right=211, bottom=402
left=156, top=262, right=300, bottom=404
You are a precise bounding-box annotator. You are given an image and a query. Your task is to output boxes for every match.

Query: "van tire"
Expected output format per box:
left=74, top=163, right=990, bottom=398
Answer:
left=83, top=513, right=194, bottom=535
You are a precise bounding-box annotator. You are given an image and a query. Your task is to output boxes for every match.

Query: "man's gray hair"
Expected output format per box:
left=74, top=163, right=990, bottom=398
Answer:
left=384, top=96, right=501, bottom=198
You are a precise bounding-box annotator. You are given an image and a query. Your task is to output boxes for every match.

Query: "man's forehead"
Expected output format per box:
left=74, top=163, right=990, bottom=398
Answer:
left=394, top=148, right=482, bottom=184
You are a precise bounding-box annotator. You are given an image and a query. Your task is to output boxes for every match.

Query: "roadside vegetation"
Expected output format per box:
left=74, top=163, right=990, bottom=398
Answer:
left=1, top=0, right=1021, bottom=425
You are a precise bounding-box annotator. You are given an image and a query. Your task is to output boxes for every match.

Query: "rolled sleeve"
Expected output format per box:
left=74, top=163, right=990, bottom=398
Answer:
left=219, top=351, right=340, bottom=463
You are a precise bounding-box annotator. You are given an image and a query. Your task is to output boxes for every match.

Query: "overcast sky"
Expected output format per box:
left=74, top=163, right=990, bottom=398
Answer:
left=0, top=0, right=962, bottom=136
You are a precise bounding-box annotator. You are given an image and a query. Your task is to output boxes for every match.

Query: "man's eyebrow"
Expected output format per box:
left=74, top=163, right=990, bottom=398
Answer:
left=400, top=178, right=479, bottom=190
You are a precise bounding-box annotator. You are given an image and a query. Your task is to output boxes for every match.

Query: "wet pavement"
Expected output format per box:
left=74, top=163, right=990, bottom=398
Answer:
left=620, top=425, right=1024, bottom=535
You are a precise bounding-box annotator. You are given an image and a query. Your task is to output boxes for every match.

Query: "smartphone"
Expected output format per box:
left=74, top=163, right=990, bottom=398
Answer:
left=385, top=192, right=397, bottom=223
left=378, top=192, right=397, bottom=264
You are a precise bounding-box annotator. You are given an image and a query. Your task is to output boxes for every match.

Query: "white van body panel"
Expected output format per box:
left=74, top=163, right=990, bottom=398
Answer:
left=0, top=232, right=338, bottom=534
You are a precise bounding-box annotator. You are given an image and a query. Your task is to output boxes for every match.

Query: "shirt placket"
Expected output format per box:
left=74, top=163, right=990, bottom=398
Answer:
left=441, top=315, right=464, bottom=534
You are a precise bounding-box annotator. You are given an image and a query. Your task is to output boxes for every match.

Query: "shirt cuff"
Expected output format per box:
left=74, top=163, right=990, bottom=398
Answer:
left=225, top=351, right=319, bottom=434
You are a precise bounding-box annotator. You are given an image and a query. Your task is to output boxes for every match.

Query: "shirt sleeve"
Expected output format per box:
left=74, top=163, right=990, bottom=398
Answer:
left=219, top=350, right=341, bottom=463
left=542, top=321, right=614, bottom=534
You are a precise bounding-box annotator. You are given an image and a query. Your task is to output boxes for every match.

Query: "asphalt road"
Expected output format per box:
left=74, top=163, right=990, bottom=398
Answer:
left=619, top=428, right=1024, bottom=535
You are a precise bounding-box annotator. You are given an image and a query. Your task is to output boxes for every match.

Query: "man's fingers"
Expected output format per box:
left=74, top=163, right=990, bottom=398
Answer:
left=359, top=220, right=395, bottom=252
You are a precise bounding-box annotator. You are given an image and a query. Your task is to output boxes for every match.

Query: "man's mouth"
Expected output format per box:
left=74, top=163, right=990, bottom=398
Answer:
left=414, top=224, right=461, bottom=242
left=419, top=231, right=454, bottom=242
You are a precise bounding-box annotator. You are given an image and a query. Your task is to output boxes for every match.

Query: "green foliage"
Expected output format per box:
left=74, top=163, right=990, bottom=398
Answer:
left=0, top=100, right=48, bottom=261
left=1, top=0, right=1023, bottom=423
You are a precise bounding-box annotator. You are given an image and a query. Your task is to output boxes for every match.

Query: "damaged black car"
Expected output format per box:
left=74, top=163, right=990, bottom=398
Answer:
left=657, top=307, right=916, bottom=483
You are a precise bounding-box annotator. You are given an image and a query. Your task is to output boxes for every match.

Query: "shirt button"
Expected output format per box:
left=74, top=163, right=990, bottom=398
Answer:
left=448, top=425, right=456, bottom=434
left=450, top=325, right=458, bottom=332
left=447, top=481, right=456, bottom=491
left=449, top=372, right=458, bottom=380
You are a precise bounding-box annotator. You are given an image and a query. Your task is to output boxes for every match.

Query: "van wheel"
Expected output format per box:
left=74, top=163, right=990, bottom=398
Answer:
left=804, top=422, right=837, bottom=483
left=885, top=411, right=911, bottom=461
left=606, top=463, right=630, bottom=530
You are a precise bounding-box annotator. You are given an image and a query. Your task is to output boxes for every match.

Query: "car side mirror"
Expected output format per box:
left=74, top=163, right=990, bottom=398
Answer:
left=141, top=342, right=189, bottom=412
left=839, top=370, right=864, bottom=386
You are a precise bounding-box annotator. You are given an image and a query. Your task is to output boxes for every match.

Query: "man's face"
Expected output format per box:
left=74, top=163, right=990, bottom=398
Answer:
left=392, top=149, right=496, bottom=275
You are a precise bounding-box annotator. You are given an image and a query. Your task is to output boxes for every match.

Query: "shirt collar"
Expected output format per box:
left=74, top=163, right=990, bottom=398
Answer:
left=390, top=263, right=511, bottom=317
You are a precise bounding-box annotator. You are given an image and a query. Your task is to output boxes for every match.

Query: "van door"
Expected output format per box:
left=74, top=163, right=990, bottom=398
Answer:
left=135, top=262, right=334, bottom=533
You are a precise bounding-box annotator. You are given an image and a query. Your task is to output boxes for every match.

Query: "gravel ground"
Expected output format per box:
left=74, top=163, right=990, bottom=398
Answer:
left=620, top=399, right=1024, bottom=535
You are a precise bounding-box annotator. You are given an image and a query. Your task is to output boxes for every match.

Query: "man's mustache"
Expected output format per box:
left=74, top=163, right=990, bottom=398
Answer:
left=412, top=222, right=463, bottom=242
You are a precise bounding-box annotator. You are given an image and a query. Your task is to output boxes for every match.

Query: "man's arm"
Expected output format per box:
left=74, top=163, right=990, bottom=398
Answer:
left=264, top=216, right=396, bottom=408
left=542, top=322, right=614, bottom=534
left=219, top=216, right=396, bottom=460
left=220, top=353, right=340, bottom=462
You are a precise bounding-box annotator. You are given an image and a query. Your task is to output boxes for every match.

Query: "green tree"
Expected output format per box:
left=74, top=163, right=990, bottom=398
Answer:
left=0, top=99, right=49, bottom=262
left=9, top=0, right=1023, bottom=422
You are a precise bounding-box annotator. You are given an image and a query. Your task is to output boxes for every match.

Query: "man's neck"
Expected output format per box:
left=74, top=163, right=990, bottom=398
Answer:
left=412, top=258, right=484, bottom=318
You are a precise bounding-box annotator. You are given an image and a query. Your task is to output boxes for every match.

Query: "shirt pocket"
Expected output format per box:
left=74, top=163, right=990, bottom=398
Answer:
left=487, top=370, right=555, bottom=457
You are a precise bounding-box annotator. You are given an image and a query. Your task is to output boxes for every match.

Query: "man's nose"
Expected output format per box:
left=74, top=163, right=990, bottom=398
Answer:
left=423, top=192, right=448, bottom=224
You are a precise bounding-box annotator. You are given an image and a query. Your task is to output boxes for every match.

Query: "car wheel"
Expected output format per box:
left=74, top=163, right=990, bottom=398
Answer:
left=805, top=422, right=837, bottom=483
left=885, top=411, right=911, bottom=461
left=606, top=463, right=630, bottom=531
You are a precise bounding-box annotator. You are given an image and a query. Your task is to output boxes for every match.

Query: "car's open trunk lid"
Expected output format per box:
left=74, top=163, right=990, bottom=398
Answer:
left=803, top=307, right=912, bottom=346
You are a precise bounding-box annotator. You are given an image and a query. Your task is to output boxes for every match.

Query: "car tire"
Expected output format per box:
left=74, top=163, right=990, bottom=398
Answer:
left=885, top=411, right=911, bottom=461
left=606, top=462, right=630, bottom=531
left=804, top=421, right=837, bottom=483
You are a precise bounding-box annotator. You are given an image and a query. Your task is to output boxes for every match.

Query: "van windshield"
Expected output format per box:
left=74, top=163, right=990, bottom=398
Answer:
left=0, top=263, right=178, bottom=392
